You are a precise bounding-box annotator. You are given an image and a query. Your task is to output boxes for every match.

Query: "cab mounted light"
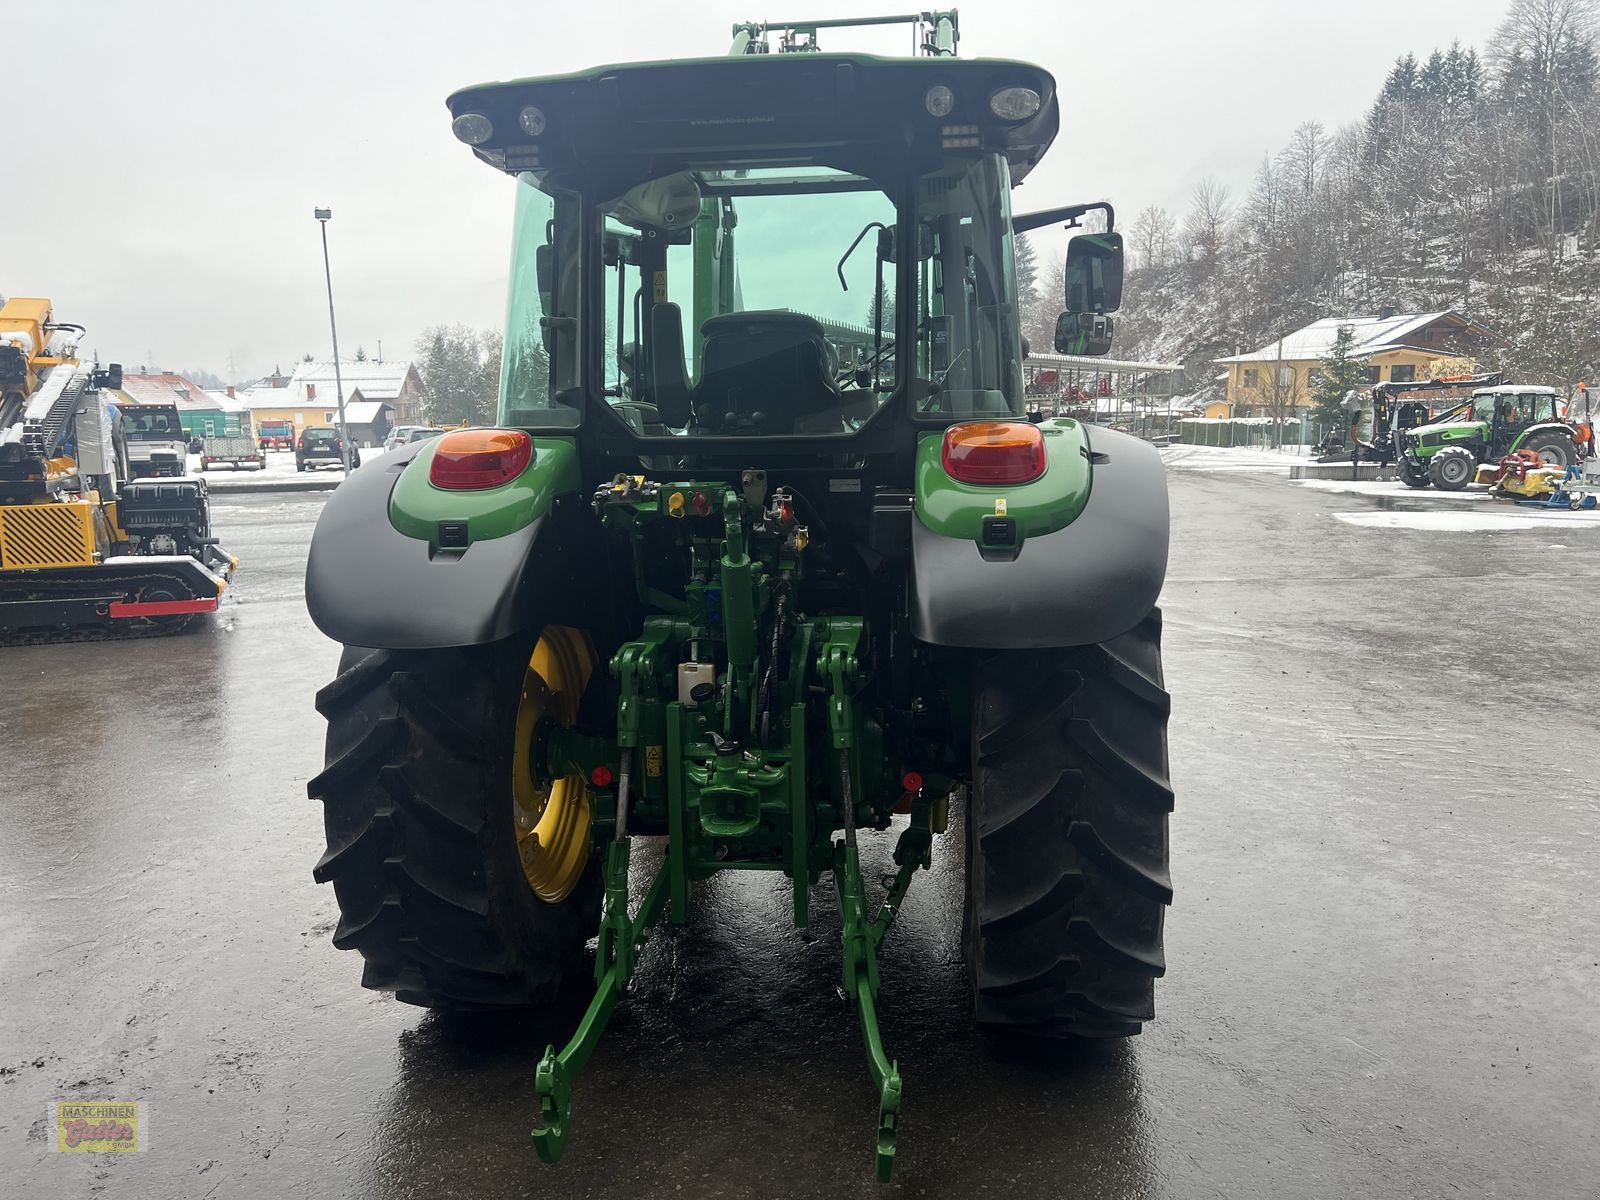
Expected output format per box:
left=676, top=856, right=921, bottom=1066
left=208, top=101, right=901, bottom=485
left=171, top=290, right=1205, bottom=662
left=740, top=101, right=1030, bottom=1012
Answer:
left=941, top=421, right=1047, bottom=485
left=989, top=86, right=1041, bottom=121
left=429, top=429, right=534, bottom=490
left=518, top=105, right=547, bottom=136
left=941, top=123, right=980, bottom=149
left=923, top=84, right=955, bottom=116
left=451, top=112, right=494, bottom=145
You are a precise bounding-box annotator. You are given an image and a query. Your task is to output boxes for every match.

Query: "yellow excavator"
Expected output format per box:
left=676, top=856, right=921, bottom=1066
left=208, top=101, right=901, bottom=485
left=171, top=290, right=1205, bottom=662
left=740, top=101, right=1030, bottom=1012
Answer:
left=0, top=294, right=236, bottom=642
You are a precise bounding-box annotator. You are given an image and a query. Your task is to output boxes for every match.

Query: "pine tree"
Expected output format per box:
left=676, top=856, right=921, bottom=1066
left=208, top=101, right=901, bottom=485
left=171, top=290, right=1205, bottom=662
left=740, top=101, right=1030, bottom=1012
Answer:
left=1014, top=233, right=1039, bottom=310
left=478, top=329, right=504, bottom=422
left=1311, top=325, right=1366, bottom=426
left=1384, top=53, right=1420, bottom=102
left=417, top=325, right=503, bottom=425
left=354, top=344, right=368, bottom=362
left=864, top=285, right=895, bottom=334
left=1420, top=48, right=1447, bottom=97
left=1015, top=233, right=1061, bottom=352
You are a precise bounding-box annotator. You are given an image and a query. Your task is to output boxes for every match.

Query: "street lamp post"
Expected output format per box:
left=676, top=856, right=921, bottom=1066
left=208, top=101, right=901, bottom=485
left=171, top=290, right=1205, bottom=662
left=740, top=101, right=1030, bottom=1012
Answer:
left=314, top=207, right=352, bottom=472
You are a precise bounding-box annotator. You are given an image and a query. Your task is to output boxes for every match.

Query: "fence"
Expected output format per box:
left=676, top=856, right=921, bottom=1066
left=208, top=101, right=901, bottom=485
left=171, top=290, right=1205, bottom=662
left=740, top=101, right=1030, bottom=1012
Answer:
left=1177, top=417, right=1331, bottom=448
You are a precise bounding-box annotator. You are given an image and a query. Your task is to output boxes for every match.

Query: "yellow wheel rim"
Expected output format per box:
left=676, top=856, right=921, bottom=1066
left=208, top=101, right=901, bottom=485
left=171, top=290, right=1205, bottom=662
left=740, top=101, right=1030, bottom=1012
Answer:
left=511, top=626, right=595, bottom=902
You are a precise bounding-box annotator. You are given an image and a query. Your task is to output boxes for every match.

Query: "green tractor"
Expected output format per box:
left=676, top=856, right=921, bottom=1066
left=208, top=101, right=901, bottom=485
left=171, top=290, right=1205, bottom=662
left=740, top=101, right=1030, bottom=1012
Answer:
left=1398, top=384, right=1579, bottom=490
left=304, top=13, right=1172, bottom=1182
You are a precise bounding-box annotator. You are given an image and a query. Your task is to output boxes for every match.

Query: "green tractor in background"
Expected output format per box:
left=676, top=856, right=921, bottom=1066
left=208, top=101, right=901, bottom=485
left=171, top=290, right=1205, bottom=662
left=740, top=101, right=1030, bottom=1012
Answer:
left=1399, top=384, right=1579, bottom=490
left=304, top=13, right=1172, bottom=1182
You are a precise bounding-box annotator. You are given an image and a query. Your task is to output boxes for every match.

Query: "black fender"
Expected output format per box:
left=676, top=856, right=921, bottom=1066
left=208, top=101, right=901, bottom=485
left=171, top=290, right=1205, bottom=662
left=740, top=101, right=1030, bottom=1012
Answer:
left=911, top=425, right=1168, bottom=649
left=304, top=442, right=565, bottom=650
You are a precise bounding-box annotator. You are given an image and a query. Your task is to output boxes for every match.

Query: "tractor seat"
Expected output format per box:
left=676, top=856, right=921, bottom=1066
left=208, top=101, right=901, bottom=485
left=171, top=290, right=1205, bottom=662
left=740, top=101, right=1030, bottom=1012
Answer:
left=694, top=312, right=841, bottom=434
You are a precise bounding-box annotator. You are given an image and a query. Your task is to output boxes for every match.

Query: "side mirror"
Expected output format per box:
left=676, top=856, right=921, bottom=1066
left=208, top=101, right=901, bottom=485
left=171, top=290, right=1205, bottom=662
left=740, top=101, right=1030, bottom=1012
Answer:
left=880, top=225, right=935, bottom=263
left=535, top=243, right=554, bottom=312
left=1064, top=231, right=1124, bottom=314
left=1055, top=312, right=1114, bottom=357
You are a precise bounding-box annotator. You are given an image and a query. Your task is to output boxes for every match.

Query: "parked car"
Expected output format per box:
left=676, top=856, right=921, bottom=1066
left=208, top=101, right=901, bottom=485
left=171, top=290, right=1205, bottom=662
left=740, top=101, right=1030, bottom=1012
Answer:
left=382, top=425, right=447, bottom=453
left=296, top=427, right=359, bottom=471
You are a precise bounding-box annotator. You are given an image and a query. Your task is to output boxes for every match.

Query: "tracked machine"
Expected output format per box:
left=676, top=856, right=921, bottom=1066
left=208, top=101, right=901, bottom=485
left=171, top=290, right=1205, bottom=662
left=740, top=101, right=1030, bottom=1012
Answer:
left=306, top=13, right=1172, bottom=1182
left=0, top=296, right=235, bottom=642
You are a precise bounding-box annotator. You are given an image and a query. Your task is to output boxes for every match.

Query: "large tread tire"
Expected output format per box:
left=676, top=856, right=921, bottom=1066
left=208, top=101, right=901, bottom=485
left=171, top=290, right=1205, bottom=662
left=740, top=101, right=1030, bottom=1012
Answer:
left=1521, top=430, right=1575, bottom=470
left=965, top=608, right=1173, bottom=1038
left=308, top=637, right=601, bottom=1009
left=1400, top=458, right=1432, bottom=489
left=1428, top=445, right=1477, bottom=491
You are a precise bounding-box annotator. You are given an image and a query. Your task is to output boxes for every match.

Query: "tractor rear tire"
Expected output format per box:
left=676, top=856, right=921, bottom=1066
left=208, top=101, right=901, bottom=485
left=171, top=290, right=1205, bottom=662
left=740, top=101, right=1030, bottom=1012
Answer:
left=1400, top=458, right=1431, bottom=488
left=1522, top=430, right=1575, bottom=470
left=964, top=608, right=1173, bottom=1038
left=1428, top=446, right=1477, bottom=491
left=308, top=637, right=602, bottom=1009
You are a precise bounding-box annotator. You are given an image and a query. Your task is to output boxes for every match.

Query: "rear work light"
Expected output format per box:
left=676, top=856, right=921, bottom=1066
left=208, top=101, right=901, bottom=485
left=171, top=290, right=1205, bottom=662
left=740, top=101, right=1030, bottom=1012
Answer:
left=428, top=429, right=534, bottom=490
left=940, top=421, right=1047, bottom=485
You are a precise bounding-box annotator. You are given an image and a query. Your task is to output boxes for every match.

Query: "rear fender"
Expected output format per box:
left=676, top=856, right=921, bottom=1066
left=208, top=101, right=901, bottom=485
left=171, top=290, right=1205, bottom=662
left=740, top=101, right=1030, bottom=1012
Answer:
left=911, top=423, right=1167, bottom=649
left=1511, top=421, right=1576, bottom=448
left=304, top=436, right=581, bottom=649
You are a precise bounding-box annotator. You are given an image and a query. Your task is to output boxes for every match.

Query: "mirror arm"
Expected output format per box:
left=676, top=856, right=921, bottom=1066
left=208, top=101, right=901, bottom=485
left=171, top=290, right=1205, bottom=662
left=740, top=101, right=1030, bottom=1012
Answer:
left=1012, top=202, right=1116, bottom=236
left=836, top=221, right=887, bottom=291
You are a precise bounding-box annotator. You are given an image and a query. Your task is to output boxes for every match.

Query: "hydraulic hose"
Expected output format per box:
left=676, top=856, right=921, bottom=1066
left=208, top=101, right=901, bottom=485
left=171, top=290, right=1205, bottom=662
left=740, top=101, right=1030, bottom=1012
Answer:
left=757, top=578, right=791, bottom=742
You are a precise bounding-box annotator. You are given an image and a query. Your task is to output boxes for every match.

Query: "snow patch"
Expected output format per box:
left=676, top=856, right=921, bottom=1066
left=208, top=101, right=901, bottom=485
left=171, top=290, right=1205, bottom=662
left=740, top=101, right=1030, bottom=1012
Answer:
left=1334, top=510, right=1600, bottom=532
left=1160, top=445, right=1303, bottom=474
left=1291, top=478, right=1492, bottom=502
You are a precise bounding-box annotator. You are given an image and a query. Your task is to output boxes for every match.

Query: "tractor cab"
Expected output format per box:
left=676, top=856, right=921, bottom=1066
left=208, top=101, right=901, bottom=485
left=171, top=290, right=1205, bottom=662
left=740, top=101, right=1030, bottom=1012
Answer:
left=445, top=49, right=1120, bottom=462
left=1473, top=386, right=1562, bottom=454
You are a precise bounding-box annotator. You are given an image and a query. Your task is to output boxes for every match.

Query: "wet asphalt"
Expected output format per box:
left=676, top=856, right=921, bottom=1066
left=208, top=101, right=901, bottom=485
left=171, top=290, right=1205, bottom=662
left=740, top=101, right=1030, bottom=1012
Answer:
left=2, top=467, right=1598, bottom=1199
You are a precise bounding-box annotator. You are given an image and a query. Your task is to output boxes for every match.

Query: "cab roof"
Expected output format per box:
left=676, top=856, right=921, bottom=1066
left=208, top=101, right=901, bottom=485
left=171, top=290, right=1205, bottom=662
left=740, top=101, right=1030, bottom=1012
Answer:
left=446, top=53, right=1058, bottom=191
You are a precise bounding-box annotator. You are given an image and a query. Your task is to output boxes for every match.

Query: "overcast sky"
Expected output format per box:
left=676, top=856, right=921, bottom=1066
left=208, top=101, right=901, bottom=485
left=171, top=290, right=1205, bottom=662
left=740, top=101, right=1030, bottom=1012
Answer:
left=8, top=0, right=1515, bottom=381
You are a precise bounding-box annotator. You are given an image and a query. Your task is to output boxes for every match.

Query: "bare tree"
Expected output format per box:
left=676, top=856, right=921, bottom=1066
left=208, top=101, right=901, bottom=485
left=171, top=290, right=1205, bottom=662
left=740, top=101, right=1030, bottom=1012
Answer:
left=1131, top=205, right=1178, bottom=269
left=1183, top=178, right=1232, bottom=263
left=1282, top=121, right=1328, bottom=197
left=1258, top=362, right=1305, bottom=445
left=1029, top=258, right=1067, bottom=352
left=1490, top=0, right=1600, bottom=253
left=1490, top=0, right=1599, bottom=71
